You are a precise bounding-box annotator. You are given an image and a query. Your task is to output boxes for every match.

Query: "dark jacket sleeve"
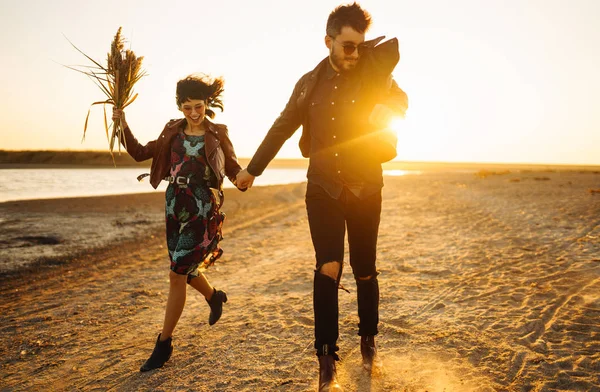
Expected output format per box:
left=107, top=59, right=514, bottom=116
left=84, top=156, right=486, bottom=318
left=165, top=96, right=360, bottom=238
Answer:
left=361, top=78, right=408, bottom=163
left=383, top=78, right=409, bottom=117
left=121, top=126, right=157, bottom=162
left=219, top=125, right=243, bottom=185
left=247, top=77, right=305, bottom=176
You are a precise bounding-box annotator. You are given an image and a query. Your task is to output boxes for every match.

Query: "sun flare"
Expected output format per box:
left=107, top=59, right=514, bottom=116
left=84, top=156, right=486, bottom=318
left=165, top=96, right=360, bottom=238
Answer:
left=389, top=117, right=404, bottom=135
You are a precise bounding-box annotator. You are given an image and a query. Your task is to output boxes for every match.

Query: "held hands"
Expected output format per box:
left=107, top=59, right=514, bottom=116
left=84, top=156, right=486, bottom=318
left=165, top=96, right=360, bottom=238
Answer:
left=112, top=107, right=129, bottom=130
left=236, top=168, right=255, bottom=190
left=368, top=103, right=395, bottom=130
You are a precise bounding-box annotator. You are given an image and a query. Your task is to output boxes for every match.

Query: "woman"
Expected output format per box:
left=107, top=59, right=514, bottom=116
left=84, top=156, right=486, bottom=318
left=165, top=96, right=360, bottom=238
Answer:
left=113, top=74, right=244, bottom=372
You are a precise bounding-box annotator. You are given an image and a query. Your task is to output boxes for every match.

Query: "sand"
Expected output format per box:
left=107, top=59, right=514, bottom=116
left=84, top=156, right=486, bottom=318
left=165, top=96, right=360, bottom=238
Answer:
left=1, top=171, right=599, bottom=391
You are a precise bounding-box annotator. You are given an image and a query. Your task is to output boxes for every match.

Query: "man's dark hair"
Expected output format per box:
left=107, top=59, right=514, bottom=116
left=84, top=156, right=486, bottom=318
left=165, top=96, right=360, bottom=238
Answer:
left=176, top=74, right=224, bottom=119
left=326, top=2, right=372, bottom=38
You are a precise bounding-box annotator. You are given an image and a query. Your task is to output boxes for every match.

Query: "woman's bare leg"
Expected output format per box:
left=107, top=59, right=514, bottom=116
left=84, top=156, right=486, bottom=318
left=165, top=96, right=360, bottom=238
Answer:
left=188, top=272, right=214, bottom=300
left=160, top=271, right=188, bottom=340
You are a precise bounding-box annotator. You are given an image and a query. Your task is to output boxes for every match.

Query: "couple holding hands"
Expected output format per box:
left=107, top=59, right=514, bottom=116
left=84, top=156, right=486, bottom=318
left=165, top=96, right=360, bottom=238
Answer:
left=113, top=3, right=407, bottom=391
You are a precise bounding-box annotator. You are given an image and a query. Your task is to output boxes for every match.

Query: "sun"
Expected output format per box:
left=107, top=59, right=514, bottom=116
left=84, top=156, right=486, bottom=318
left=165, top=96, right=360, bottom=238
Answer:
left=389, top=117, right=403, bottom=135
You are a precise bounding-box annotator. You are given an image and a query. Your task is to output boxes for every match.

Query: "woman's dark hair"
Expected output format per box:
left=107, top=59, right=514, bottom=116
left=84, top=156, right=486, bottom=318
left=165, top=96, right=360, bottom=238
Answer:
left=176, top=74, right=225, bottom=119
left=326, top=2, right=372, bottom=38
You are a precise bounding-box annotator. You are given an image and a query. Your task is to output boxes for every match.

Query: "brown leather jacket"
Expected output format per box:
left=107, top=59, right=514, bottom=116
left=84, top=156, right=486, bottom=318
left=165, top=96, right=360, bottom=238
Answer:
left=121, top=118, right=242, bottom=189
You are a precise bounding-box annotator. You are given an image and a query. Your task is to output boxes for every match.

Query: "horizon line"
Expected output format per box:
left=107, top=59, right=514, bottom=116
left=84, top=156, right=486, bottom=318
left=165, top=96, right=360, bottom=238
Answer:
left=1, top=149, right=599, bottom=168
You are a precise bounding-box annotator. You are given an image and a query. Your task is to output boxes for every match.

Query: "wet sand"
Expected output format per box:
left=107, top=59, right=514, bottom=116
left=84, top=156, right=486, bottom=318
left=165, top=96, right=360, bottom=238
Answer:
left=1, top=171, right=599, bottom=391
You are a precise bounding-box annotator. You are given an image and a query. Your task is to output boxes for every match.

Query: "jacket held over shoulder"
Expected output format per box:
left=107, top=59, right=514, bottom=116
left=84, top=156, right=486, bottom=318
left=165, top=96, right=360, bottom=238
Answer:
left=248, top=36, right=408, bottom=176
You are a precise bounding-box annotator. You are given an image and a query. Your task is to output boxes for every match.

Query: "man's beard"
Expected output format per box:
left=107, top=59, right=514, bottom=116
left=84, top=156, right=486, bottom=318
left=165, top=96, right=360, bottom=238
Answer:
left=330, top=47, right=358, bottom=73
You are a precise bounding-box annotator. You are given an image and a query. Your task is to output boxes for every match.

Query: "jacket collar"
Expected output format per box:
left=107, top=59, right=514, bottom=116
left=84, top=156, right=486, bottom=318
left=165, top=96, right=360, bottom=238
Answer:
left=164, top=117, right=219, bottom=136
left=165, top=118, right=186, bottom=132
left=324, top=60, right=338, bottom=80
left=309, top=58, right=329, bottom=81
left=363, top=35, right=386, bottom=49
left=204, top=118, right=220, bottom=136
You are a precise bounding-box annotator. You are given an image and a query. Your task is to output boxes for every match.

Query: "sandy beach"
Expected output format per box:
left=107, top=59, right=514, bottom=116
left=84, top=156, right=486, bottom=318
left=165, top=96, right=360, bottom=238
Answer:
left=1, top=170, right=599, bottom=391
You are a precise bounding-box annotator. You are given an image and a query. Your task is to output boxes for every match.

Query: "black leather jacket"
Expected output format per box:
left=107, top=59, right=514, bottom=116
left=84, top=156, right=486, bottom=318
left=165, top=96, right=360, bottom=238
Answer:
left=248, top=37, right=408, bottom=177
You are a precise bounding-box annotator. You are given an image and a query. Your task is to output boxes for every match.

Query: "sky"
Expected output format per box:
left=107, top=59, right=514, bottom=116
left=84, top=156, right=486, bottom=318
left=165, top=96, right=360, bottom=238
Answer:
left=1, top=0, right=599, bottom=165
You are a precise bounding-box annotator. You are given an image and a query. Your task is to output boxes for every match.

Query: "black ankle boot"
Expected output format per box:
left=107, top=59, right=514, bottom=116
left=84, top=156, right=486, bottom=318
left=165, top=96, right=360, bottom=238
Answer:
left=360, top=335, right=381, bottom=371
left=318, top=355, right=343, bottom=391
left=140, top=333, right=173, bottom=372
left=207, top=289, right=228, bottom=326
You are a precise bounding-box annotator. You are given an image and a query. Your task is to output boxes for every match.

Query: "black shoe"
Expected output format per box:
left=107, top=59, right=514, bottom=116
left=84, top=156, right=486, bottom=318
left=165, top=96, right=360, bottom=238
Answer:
left=207, top=289, right=228, bottom=326
left=140, top=333, right=173, bottom=372
left=318, top=355, right=343, bottom=391
left=360, top=335, right=380, bottom=371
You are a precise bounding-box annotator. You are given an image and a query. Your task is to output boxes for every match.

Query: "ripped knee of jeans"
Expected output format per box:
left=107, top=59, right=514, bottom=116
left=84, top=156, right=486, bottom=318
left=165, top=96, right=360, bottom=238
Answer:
left=355, top=271, right=379, bottom=283
left=316, top=260, right=343, bottom=281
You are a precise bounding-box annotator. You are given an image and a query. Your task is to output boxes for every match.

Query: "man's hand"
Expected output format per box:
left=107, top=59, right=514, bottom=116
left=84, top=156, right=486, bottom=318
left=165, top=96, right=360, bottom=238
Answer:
left=236, top=168, right=255, bottom=190
left=368, top=104, right=394, bottom=129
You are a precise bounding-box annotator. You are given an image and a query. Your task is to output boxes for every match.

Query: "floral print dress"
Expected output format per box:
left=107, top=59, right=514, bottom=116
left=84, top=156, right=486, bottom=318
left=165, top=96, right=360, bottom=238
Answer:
left=165, top=131, right=225, bottom=280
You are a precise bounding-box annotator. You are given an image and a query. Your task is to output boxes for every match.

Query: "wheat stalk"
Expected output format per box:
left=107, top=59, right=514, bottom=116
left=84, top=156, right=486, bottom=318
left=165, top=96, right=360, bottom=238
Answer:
left=64, top=27, right=147, bottom=165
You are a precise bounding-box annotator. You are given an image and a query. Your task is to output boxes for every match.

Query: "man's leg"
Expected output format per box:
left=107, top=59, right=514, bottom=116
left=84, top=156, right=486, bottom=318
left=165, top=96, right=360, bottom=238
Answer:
left=346, top=190, right=382, bottom=370
left=306, top=183, right=345, bottom=390
left=306, top=183, right=346, bottom=355
left=313, top=262, right=342, bottom=354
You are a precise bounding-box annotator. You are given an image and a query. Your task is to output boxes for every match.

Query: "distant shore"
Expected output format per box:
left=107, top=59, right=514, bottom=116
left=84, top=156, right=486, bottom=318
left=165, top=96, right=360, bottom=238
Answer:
left=1, top=149, right=599, bottom=172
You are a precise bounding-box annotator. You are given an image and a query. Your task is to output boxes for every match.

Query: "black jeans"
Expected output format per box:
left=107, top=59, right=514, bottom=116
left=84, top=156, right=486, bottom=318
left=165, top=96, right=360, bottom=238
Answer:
left=305, top=182, right=381, bottom=357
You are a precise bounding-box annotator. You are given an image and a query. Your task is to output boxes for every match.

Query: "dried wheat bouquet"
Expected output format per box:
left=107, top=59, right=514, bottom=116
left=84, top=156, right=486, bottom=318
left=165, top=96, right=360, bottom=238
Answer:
left=66, top=27, right=146, bottom=163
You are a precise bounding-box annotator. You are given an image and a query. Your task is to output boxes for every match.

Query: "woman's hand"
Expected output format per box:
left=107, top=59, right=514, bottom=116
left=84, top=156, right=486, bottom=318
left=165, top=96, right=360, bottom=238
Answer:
left=236, top=168, right=255, bottom=190
left=112, top=107, right=129, bottom=130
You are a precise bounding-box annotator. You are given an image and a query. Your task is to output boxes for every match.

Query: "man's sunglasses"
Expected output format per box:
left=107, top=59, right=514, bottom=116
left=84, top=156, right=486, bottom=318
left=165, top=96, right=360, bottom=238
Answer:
left=332, top=37, right=369, bottom=56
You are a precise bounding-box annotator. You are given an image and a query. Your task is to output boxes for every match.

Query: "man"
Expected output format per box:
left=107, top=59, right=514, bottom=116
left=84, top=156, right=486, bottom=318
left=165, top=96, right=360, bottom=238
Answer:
left=236, top=3, right=408, bottom=391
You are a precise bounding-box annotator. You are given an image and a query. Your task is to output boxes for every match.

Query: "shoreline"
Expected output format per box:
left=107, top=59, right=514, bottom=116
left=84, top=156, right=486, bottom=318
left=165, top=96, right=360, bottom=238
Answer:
left=3, top=163, right=600, bottom=206
left=2, top=149, right=600, bottom=172
left=0, top=183, right=308, bottom=277
left=2, top=161, right=600, bottom=172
